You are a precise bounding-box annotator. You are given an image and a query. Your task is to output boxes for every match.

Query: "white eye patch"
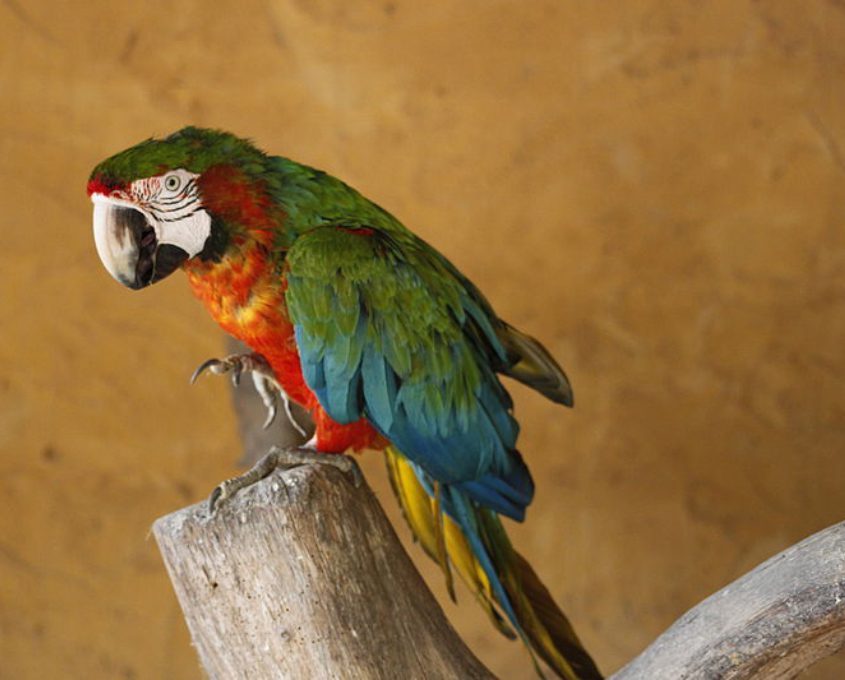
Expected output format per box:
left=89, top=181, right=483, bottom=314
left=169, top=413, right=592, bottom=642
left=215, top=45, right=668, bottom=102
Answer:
left=130, top=169, right=211, bottom=258
left=155, top=209, right=212, bottom=258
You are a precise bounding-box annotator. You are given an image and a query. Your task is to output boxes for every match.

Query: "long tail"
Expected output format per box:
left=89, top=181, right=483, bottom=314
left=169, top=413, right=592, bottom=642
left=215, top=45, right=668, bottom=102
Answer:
left=386, top=446, right=602, bottom=680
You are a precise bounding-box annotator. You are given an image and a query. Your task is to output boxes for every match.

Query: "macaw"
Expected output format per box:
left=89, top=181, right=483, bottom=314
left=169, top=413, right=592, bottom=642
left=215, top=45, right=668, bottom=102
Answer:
left=89, top=127, right=602, bottom=680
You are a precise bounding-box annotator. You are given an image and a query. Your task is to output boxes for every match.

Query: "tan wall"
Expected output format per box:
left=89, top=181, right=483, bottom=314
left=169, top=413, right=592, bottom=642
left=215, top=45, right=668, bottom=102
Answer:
left=2, top=1, right=844, bottom=678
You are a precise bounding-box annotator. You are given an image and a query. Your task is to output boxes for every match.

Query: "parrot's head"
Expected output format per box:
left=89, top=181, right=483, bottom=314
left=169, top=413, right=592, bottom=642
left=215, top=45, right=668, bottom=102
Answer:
left=88, top=127, right=270, bottom=289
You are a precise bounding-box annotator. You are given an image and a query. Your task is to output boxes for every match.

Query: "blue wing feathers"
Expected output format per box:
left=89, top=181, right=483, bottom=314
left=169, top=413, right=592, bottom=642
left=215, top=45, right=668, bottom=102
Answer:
left=287, top=227, right=542, bottom=641
left=361, top=347, right=398, bottom=432
left=287, top=226, right=535, bottom=519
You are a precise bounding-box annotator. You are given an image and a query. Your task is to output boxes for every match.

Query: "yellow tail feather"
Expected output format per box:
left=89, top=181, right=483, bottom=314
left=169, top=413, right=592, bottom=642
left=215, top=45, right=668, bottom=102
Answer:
left=385, top=446, right=515, bottom=638
left=384, top=446, right=602, bottom=680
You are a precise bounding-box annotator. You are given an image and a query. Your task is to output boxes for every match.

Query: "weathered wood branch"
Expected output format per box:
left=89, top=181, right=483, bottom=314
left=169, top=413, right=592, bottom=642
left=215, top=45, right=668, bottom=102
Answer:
left=611, top=521, right=845, bottom=679
left=152, top=459, right=495, bottom=680
left=154, top=445, right=845, bottom=680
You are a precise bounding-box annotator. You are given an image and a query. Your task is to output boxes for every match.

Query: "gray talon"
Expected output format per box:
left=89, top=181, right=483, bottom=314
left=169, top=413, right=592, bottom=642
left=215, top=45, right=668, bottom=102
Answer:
left=206, top=447, right=363, bottom=515
left=208, top=485, right=224, bottom=515
left=190, top=352, right=308, bottom=437
left=341, top=457, right=364, bottom=487
left=263, top=403, right=278, bottom=430
left=190, top=358, right=223, bottom=384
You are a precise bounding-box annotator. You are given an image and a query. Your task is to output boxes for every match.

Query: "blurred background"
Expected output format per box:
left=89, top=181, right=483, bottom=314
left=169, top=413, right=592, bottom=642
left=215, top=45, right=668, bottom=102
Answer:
left=2, top=1, right=844, bottom=678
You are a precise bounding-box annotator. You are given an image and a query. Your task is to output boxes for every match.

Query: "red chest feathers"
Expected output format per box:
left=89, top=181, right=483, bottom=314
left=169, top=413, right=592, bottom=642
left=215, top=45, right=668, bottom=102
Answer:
left=183, top=246, right=385, bottom=454
left=184, top=244, right=312, bottom=406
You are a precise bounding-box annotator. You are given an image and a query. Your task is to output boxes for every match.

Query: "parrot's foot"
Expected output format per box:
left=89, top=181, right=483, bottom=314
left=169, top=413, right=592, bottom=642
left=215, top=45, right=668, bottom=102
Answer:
left=208, top=445, right=363, bottom=515
left=190, top=351, right=308, bottom=435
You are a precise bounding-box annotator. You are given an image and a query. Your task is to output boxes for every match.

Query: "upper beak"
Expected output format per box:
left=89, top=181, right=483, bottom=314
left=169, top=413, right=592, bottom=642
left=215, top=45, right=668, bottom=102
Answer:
left=92, top=197, right=188, bottom=289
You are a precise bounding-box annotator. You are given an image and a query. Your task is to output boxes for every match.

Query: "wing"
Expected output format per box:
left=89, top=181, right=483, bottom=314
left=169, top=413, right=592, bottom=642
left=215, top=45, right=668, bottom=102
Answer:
left=284, top=225, right=534, bottom=519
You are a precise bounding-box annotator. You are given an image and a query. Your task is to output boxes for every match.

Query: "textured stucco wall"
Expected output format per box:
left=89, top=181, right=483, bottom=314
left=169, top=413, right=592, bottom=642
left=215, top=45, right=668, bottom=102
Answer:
left=2, top=1, right=844, bottom=678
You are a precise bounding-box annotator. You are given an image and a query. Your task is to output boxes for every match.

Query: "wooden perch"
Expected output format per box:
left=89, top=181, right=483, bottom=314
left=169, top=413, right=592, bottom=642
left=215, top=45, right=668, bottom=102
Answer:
left=611, top=521, right=845, bottom=679
left=154, top=446, right=845, bottom=680
left=152, top=457, right=495, bottom=680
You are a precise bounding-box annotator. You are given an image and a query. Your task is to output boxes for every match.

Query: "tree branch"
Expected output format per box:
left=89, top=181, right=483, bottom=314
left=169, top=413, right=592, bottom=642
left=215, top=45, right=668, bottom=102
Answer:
left=152, top=460, right=496, bottom=680
left=153, top=444, right=845, bottom=679
left=610, top=521, right=845, bottom=679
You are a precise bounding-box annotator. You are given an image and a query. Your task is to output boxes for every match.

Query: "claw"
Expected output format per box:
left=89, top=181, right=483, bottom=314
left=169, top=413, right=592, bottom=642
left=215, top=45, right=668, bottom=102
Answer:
left=283, top=398, right=308, bottom=437
left=251, top=371, right=277, bottom=429
left=263, top=402, right=278, bottom=429
left=208, top=485, right=224, bottom=515
left=249, top=371, right=308, bottom=436
left=190, top=357, right=224, bottom=384
left=191, top=351, right=310, bottom=438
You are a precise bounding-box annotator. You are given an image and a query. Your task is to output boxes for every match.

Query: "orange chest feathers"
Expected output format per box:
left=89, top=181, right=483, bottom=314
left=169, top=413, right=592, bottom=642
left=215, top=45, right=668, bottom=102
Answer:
left=183, top=244, right=313, bottom=408
left=182, top=244, right=386, bottom=453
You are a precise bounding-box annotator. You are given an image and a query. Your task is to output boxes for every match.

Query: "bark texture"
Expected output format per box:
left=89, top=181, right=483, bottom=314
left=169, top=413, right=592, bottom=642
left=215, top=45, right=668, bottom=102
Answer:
left=154, top=449, right=845, bottom=680
left=611, top=521, right=845, bottom=679
left=152, top=459, right=495, bottom=680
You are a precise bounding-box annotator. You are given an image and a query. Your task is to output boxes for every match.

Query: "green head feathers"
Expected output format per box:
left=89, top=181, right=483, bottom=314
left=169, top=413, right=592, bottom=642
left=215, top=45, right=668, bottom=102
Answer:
left=88, top=127, right=401, bottom=290
left=89, top=127, right=275, bottom=290
left=88, top=127, right=267, bottom=191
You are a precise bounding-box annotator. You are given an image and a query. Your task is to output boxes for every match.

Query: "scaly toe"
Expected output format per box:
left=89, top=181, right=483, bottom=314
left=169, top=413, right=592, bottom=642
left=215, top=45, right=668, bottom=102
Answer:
left=206, top=447, right=364, bottom=517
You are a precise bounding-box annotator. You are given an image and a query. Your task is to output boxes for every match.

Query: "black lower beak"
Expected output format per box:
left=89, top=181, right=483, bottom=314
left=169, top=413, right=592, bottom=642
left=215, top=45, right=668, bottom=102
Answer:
left=134, top=220, right=188, bottom=288
left=150, top=243, right=189, bottom=284
left=132, top=221, right=157, bottom=289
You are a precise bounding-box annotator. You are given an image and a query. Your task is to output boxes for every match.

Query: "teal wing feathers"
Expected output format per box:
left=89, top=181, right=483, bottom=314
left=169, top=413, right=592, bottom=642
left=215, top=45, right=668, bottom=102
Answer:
left=284, top=225, right=534, bottom=519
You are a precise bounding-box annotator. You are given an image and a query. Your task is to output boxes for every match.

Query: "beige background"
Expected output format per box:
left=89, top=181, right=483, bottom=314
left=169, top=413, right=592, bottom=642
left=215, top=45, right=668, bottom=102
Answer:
left=2, top=1, right=845, bottom=678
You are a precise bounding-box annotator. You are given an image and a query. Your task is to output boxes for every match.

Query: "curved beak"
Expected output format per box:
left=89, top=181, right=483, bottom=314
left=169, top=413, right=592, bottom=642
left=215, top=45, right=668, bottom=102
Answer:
left=92, top=197, right=188, bottom=289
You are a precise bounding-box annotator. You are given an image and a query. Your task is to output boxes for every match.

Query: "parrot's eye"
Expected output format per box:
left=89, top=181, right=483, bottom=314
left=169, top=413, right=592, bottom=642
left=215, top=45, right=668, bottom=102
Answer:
left=164, top=174, right=181, bottom=192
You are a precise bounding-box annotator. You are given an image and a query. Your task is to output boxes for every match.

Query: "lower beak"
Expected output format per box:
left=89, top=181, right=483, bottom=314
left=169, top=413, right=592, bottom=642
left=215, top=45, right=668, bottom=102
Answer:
left=92, top=200, right=188, bottom=289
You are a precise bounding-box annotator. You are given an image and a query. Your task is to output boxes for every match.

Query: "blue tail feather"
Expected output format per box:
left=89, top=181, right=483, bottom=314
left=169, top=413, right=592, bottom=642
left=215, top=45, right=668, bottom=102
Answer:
left=443, top=485, right=523, bottom=632
left=405, top=459, right=523, bottom=634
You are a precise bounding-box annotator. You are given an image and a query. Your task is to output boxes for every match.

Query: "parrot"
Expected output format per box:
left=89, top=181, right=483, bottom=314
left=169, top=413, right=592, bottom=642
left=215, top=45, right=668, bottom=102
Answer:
left=88, top=127, right=602, bottom=680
